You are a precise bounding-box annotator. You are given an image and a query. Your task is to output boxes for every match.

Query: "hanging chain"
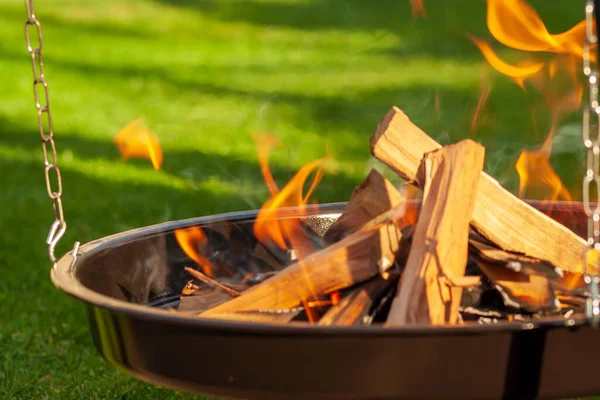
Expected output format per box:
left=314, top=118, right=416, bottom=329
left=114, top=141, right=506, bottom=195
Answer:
left=24, top=0, right=67, bottom=263
left=582, top=0, right=600, bottom=326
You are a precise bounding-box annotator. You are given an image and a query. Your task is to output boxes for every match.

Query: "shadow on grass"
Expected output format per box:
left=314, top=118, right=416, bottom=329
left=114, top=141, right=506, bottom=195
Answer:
left=150, top=0, right=586, bottom=61
left=0, top=114, right=364, bottom=242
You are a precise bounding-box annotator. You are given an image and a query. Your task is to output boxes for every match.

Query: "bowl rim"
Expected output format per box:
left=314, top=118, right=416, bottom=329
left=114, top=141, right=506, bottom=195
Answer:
left=51, top=200, right=591, bottom=336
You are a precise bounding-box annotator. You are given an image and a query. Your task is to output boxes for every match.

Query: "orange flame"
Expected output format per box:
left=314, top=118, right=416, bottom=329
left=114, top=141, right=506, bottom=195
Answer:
left=253, top=132, right=282, bottom=196
left=252, top=134, right=331, bottom=313
left=515, top=134, right=572, bottom=202
left=468, top=35, right=545, bottom=88
left=174, top=227, right=215, bottom=277
left=252, top=133, right=330, bottom=258
left=486, top=0, right=593, bottom=60
left=400, top=184, right=421, bottom=229
left=254, top=157, right=326, bottom=254
left=470, top=0, right=588, bottom=203
left=114, top=119, right=163, bottom=170
left=410, top=0, right=426, bottom=20
left=515, top=54, right=583, bottom=202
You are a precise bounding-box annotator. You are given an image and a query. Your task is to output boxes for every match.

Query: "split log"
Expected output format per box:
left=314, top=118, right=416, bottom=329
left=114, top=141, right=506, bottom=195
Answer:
left=200, top=208, right=409, bottom=316
left=370, top=106, right=594, bottom=275
left=469, top=234, right=564, bottom=279
left=387, top=139, right=485, bottom=325
left=324, top=169, right=405, bottom=243
left=476, top=260, right=559, bottom=313
left=318, top=277, right=395, bottom=326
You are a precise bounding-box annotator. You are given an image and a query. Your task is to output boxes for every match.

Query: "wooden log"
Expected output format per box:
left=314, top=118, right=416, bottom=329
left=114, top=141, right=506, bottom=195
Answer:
left=318, top=277, right=394, bottom=326
left=476, top=260, right=559, bottom=313
left=370, top=106, right=594, bottom=275
left=184, top=267, right=241, bottom=297
left=387, top=139, right=485, bottom=325
left=178, top=289, right=232, bottom=313
left=200, top=212, right=409, bottom=316
left=468, top=234, right=564, bottom=279
left=324, top=169, right=405, bottom=243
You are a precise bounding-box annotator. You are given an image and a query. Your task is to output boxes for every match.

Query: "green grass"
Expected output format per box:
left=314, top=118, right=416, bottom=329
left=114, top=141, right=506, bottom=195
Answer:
left=0, top=0, right=589, bottom=398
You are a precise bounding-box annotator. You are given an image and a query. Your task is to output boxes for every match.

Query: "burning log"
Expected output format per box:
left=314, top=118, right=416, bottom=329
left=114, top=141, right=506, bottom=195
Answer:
left=318, top=277, right=396, bottom=326
left=476, top=260, right=559, bottom=313
left=324, top=169, right=405, bottom=243
left=387, top=140, right=485, bottom=325
left=200, top=211, right=410, bottom=317
left=370, top=106, right=594, bottom=276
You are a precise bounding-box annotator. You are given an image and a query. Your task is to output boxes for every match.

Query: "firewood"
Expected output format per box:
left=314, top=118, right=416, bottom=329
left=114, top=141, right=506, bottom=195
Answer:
left=469, top=234, right=564, bottom=279
left=476, top=260, right=559, bottom=313
left=370, top=106, right=595, bottom=275
left=184, top=267, right=241, bottom=297
left=178, top=289, right=232, bottom=313
left=387, top=139, right=485, bottom=325
left=324, top=169, right=405, bottom=243
left=200, top=208, right=409, bottom=316
left=318, top=277, right=395, bottom=326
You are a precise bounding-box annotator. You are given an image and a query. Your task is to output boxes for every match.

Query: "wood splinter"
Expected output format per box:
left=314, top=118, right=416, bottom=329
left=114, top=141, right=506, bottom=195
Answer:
left=387, top=139, right=485, bottom=325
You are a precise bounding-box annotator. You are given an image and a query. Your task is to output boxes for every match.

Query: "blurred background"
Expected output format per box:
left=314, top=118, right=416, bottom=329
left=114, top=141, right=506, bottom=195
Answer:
left=0, top=0, right=589, bottom=398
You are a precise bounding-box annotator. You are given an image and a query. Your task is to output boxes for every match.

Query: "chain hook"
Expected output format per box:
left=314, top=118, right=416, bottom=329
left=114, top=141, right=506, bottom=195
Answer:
left=46, top=219, right=66, bottom=263
left=23, top=0, right=73, bottom=264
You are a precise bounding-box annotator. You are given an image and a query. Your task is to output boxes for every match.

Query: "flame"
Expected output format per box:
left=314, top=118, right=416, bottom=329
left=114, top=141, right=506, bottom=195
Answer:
left=400, top=184, right=421, bottom=229
left=253, top=132, right=282, bottom=196
left=252, top=134, right=332, bottom=313
left=486, top=0, right=593, bottom=60
left=174, top=227, right=216, bottom=277
left=114, top=119, right=163, bottom=170
left=410, top=0, right=426, bottom=20
left=515, top=134, right=572, bottom=202
left=468, top=35, right=545, bottom=88
left=469, top=0, right=588, bottom=203
left=515, top=55, right=582, bottom=202
left=254, top=157, right=327, bottom=253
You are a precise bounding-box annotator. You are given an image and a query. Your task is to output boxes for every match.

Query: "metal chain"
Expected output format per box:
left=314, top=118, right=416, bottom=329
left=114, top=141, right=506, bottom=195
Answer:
left=24, top=0, right=66, bottom=263
left=582, top=0, right=600, bottom=326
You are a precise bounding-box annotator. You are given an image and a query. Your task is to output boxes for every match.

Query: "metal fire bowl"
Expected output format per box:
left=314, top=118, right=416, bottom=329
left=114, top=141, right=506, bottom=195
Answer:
left=51, top=201, right=599, bottom=400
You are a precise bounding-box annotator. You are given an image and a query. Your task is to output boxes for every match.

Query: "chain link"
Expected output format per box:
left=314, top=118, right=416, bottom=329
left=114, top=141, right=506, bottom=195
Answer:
left=582, top=0, right=600, bottom=326
left=24, top=0, right=66, bottom=263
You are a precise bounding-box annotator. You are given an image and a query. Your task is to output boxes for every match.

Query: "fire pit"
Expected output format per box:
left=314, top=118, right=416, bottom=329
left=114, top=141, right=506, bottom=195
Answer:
left=51, top=200, right=599, bottom=400
left=21, top=0, right=600, bottom=397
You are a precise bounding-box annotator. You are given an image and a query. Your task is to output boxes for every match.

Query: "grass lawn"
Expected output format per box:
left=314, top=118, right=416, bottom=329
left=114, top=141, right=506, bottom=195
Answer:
left=0, top=0, right=589, bottom=398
